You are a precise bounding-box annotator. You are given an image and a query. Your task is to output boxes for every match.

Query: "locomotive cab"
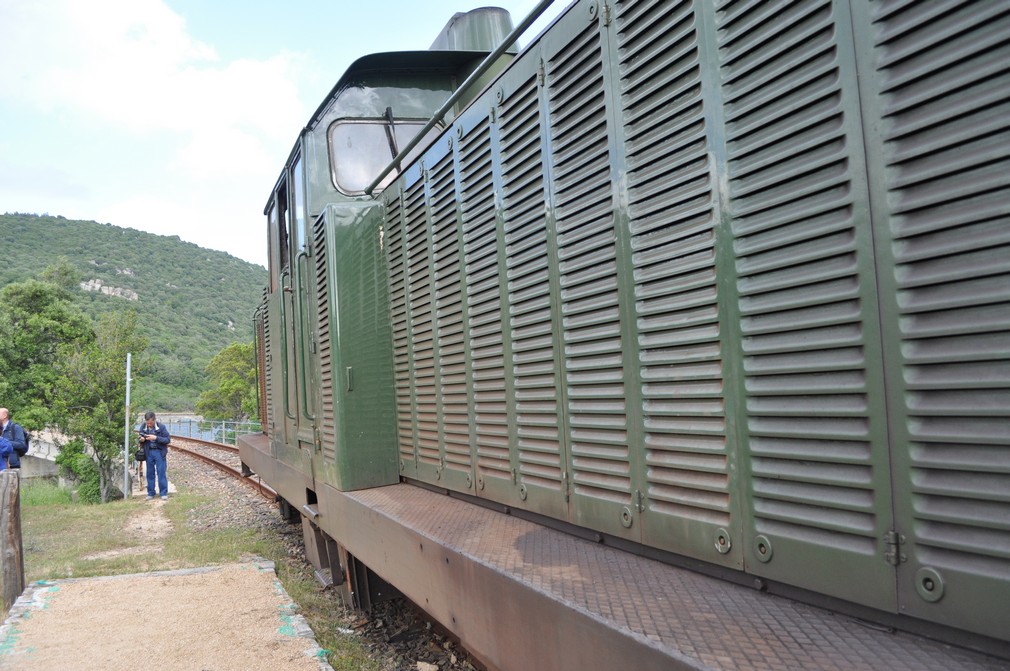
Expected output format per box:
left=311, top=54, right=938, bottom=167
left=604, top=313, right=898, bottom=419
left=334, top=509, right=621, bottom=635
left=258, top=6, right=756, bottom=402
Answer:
left=240, top=5, right=519, bottom=578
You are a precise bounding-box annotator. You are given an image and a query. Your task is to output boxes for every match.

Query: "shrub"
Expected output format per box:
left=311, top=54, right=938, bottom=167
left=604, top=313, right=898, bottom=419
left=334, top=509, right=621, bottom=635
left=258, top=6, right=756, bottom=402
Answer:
left=54, top=438, right=101, bottom=504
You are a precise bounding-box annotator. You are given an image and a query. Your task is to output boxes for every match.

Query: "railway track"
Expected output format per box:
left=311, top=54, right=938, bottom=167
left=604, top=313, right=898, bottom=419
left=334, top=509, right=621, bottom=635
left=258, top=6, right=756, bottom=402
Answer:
left=171, top=436, right=276, bottom=501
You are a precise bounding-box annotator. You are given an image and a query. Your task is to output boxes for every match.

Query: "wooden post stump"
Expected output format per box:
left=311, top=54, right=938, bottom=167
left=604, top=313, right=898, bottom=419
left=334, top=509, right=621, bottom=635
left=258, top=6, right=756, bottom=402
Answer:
left=0, top=470, right=25, bottom=614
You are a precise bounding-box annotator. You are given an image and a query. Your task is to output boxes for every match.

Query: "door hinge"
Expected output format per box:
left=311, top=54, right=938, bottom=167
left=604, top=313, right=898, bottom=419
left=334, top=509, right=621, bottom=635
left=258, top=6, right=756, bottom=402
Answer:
left=635, top=489, right=645, bottom=513
left=884, top=530, right=906, bottom=566
left=602, top=2, right=612, bottom=26
left=562, top=470, right=570, bottom=502
left=537, top=58, right=545, bottom=86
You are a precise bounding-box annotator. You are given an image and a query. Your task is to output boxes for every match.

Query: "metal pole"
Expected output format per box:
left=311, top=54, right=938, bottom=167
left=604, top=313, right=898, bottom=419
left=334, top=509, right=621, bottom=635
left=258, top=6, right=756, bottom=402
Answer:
left=122, top=353, right=132, bottom=497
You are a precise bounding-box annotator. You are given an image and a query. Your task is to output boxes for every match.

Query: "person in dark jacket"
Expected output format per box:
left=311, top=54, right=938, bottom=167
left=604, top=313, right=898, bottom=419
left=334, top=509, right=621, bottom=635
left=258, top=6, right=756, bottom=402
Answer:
left=0, top=435, right=11, bottom=471
left=138, top=411, right=171, bottom=500
left=0, top=408, right=27, bottom=469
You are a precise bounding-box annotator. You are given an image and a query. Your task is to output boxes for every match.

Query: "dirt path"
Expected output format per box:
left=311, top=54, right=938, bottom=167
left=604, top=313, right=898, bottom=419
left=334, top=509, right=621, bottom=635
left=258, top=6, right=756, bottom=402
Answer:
left=2, top=489, right=330, bottom=671
left=81, top=498, right=173, bottom=561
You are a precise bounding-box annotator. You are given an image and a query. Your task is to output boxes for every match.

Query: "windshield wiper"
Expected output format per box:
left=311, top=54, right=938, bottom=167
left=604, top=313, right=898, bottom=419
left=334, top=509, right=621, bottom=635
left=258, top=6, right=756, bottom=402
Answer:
left=383, top=106, right=400, bottom=169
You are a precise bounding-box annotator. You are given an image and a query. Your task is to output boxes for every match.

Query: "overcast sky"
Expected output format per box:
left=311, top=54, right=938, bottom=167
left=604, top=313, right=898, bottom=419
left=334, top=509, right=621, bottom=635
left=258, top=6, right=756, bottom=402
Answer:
left=0, top=0, right=565, bottom=267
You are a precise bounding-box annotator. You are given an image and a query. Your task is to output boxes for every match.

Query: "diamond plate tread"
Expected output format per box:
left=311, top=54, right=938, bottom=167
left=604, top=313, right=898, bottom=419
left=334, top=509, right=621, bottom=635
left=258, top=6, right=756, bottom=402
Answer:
left=346, top=484, right=1006, bottom=671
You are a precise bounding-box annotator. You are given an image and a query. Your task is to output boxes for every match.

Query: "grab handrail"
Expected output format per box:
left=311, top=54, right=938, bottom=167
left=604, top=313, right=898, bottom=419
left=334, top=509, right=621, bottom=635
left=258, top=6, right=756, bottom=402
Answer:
left=364, top=0, right=557, bottom=196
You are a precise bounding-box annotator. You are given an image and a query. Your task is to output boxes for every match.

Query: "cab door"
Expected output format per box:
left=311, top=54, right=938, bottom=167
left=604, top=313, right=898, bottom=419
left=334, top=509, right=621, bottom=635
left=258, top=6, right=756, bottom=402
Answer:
left=288, top=153, right=321, bottom=482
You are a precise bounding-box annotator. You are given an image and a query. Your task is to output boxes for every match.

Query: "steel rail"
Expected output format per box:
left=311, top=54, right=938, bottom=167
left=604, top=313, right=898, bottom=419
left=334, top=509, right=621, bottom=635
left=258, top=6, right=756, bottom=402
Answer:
left=174, top=435, right=239, bottom=454
left=172, top=438, right=276, bottom=501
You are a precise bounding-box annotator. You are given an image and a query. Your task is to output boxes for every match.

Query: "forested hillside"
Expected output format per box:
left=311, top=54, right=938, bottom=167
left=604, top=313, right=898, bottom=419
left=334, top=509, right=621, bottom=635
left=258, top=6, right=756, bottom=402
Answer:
left=0, top=213, right=266, bottom=409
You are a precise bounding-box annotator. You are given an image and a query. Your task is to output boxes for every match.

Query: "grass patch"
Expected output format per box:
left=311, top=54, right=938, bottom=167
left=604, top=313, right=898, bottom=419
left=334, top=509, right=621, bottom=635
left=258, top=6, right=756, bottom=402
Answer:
left=270, top=548, right=383, bottom=671
left=20, top=479, right=73, bottom=506
left=22, top=496, right=140, bottom=581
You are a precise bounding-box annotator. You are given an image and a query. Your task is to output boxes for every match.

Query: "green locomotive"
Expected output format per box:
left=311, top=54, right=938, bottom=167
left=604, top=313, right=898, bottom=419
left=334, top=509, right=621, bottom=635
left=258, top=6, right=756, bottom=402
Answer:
left=239, top=1, right=1010, bottom=668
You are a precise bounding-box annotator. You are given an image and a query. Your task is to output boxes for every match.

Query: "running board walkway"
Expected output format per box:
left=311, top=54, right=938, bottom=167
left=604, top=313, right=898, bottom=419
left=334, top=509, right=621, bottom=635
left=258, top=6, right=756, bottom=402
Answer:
left=318, top=483, right=1007, bottom=671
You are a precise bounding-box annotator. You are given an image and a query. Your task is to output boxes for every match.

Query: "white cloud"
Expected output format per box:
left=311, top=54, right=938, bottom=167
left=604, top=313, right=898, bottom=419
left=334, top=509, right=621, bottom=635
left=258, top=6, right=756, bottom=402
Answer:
left=0, top=0, right=304, bottom=136
left=0, top=0, right=306, bottom=266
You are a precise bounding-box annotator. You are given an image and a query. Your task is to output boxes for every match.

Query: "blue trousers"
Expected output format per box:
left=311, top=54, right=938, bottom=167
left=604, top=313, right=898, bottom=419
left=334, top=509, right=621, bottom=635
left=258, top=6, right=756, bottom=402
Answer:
left=146, top=447, right=168, bottom=497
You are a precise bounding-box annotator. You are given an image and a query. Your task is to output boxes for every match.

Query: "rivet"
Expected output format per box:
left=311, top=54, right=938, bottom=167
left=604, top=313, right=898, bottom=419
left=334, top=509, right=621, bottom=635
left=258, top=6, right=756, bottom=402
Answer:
left=754, top=535, right=773, bottom=562
left=916, top=567, right=945, bottom=603
left=715, top=528, right=732, bottom=554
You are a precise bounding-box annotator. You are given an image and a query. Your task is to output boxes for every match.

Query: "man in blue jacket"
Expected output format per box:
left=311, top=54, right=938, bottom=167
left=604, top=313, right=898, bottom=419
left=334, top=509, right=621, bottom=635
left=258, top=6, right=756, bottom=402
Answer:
left=0, top=408, right=27, bottom=469
left=0, top=435, right=11, bottom=471
left=138, top=411, right=171, bottom=500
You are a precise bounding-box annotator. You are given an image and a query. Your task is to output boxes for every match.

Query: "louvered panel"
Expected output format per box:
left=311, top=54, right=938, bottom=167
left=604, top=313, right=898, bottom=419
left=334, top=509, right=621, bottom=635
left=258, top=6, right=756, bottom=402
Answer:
left=460, top=117, right=510, bottom=479
left=858, top=0, right=1010, bottom=639
left=404, top=180, right=437, bottom=466
left=385, top=194, right=414, bottom=467
left=617, top=0, right=732, bottom=547
left=255, top=308, right=267, bottom=434
left=314, top=218, right=336, bottom=462
left=430, top=149, right=470, bottom=477
left=261, top=302, right=274, bottom=438
left=548, top=19, right=629, bottom=507
left=717, top=0, right=894, bottom=606
left=500, top=72, right=562, bottom=492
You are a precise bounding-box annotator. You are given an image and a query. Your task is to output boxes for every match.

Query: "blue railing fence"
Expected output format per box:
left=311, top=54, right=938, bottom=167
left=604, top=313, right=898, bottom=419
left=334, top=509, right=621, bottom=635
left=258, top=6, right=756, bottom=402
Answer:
left=152, top=417, right=262, bottom=446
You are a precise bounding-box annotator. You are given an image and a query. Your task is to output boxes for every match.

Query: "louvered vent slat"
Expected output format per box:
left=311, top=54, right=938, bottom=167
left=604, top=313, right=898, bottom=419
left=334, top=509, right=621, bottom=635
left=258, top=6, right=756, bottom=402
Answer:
left=548, top=19, right=628, bottom=503
left=616, top=0, right=729, bottom=526
left=313, top=219, right=336, bottom=461
left=501, top=73, right=560, bottom=490
left=869, top=0, right=1010, bottom=619
left=385, top=195, right=415, bottom=465
left=261, top=304, right=273, bottom=437
left=718, top=0, right=881, bottom=553
left=430, top=150, right=470, bottom=474
left=460, top=117, right=509, bottom=476
left=403, top=180, right=438, bottom=466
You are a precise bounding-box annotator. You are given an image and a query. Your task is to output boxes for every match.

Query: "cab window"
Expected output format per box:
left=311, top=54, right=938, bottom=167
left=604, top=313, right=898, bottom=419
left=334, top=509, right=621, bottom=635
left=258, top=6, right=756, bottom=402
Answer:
left=328, top=119, right=441, bottom=194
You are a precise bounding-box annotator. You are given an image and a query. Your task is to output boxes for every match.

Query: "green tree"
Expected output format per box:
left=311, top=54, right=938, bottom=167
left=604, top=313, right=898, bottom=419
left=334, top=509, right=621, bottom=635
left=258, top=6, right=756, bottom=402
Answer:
left=37, top=256, right=83, bottom=291
left=0, top=278, right=93, bottom=429
left=53, top=311, right=148, bottom=502
left=195, top=341, right=258, bottom=422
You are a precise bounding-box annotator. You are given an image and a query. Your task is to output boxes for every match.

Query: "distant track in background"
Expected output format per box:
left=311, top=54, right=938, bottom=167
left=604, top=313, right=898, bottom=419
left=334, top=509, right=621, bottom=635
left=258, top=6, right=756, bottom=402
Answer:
left=172, top=436, right=276, bottom=501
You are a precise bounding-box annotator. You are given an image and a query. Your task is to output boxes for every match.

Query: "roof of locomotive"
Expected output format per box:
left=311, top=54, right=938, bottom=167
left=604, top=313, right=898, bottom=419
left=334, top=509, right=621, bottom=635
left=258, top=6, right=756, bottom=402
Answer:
left=305, top=49, right=493, bottom=133
left=265, top=5, right=528, bottom=211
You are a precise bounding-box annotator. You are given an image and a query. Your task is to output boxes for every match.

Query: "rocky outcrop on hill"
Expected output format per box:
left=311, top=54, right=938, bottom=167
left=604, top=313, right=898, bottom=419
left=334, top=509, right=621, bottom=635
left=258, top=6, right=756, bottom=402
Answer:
left=79, top=278, right=139, bottom=300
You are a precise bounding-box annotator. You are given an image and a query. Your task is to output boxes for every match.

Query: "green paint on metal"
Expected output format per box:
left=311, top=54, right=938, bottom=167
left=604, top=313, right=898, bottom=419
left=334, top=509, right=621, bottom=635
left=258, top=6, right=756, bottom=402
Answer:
left=259, top=0, right=1010, bottom=644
